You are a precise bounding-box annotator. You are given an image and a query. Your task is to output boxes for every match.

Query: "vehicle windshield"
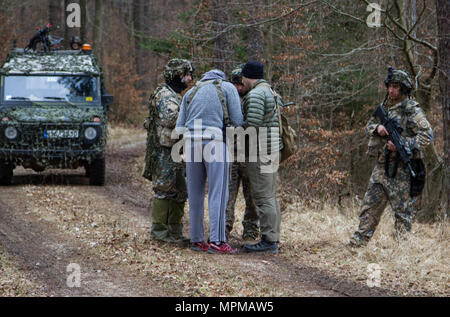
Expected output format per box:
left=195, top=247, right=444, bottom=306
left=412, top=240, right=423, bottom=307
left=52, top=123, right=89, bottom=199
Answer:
left=3, top=75, right=99, bottom=102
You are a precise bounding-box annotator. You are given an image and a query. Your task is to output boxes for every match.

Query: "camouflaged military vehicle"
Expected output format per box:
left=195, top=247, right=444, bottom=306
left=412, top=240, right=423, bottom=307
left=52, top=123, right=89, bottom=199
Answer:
left=0, top=45, right=113, bottom=185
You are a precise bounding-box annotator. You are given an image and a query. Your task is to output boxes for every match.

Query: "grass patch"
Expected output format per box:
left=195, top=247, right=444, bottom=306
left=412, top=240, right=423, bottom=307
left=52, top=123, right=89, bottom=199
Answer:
left=278, top=195, right=449, bottom=296
left=0, top=250, right=46, bottom=296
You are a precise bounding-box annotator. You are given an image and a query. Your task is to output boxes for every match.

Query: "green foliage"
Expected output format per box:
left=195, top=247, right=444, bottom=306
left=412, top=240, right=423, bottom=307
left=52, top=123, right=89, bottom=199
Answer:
left=141, top=37, right=176, bottom=55
left=141, top=32, right=191, bottom=58
left=234, top=44, right=247, bottom=62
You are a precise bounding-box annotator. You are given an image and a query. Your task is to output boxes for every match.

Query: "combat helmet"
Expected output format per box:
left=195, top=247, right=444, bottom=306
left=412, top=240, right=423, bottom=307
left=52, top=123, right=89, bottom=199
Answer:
left=384, top=67, right=414, bottom=95
left=230, top=64, right=245, bottom=84
left=163, top=58, right=194, bottom=81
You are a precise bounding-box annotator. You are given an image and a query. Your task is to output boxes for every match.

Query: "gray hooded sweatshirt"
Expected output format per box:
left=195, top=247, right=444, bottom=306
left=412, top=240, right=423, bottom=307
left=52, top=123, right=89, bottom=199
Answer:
left=176, top=69, right=243, bottom=141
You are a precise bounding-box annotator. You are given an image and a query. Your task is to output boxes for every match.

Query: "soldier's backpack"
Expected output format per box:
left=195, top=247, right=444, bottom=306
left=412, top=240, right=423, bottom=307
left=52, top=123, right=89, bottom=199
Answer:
left=258, top=83, right=299, bottom=164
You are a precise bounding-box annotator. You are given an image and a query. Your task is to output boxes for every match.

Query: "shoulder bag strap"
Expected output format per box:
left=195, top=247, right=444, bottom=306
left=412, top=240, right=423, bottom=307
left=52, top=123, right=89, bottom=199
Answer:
left=255, top=82, right=283, bottom=135
left=212, top=79, right=230, bottom=127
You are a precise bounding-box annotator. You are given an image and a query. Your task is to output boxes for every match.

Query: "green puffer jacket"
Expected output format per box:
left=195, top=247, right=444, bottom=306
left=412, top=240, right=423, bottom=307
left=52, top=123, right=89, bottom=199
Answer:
left=243, top=79, right=283, bottom=155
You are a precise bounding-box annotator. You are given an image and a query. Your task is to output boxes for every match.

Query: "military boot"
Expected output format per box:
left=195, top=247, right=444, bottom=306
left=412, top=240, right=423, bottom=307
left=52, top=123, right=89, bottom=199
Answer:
left=392, top=217, right=412, bottom=241
left=242, top=224, right=260, bottom=242
left=167, top=224, right=190, bottom=246
left=150, top=223, right=169, bottom=241
left=150, top=198, right=170, bottom=242
left=392, top=222, right=410, bottom=242
left=167, top=200, right=189, bottom=245
left=348, top=233, right=368, bottom=248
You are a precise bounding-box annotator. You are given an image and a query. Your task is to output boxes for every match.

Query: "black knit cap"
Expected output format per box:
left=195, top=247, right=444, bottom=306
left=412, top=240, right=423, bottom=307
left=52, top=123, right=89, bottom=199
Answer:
left=241, top=61, right=264, bottom=79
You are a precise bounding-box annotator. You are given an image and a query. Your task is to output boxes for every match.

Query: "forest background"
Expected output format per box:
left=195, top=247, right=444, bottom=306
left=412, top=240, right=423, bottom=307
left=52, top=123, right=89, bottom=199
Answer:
left=0, top=0, right=448, bottom=221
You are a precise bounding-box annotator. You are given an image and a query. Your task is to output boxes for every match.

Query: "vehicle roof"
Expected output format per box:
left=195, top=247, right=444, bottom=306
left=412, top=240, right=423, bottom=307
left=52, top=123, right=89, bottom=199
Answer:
left=0, top=49, right=101, bottom=76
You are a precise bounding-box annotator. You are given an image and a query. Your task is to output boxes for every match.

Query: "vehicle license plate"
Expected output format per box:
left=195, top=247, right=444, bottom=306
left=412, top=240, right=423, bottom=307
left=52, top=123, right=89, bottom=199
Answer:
left=44, top=130, right=79, bottom=139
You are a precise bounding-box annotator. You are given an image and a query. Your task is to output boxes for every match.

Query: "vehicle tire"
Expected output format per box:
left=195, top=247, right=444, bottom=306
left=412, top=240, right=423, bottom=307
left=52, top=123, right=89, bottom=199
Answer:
left=88, top=157, right=105, bottom=186
left=0, top=163, right=14, bottom=185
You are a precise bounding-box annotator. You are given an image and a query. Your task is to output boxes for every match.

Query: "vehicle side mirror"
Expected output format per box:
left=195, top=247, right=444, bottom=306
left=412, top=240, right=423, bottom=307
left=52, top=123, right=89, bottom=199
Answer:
left=101, top=94, right=114, bottom=105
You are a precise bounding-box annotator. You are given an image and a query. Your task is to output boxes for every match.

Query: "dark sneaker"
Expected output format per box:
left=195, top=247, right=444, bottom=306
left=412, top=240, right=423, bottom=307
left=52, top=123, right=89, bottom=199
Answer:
left=190, top=241, right=210, bottom=252
left=243, top=239, right=278, bottom=254
left=208, top=242, right=238, bottom=254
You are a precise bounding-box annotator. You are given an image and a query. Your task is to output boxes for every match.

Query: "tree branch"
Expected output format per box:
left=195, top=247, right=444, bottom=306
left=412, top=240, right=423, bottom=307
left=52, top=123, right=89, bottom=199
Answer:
left=384, top=1, right=437, bottom=52
left=182, top=0, right=319, bottom=43
left=321, top=0, right=366, bottom=24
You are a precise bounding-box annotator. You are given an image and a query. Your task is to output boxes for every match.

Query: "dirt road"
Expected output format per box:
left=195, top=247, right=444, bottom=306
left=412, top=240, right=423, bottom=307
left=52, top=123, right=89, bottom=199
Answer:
left=0, top=130, right=395, bottom=297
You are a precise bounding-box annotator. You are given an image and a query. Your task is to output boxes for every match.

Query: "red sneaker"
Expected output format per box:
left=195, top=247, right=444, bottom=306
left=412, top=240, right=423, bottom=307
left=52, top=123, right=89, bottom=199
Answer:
left=190, top=241, right=209, bottom=252
left=208, top=242, right=238, bottom=254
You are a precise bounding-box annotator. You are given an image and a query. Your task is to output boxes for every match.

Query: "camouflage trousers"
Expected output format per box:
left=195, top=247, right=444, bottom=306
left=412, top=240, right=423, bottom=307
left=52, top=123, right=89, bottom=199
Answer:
left=152, top=146, right=187, bottom=203
left=150, top=146, right=188, bottom=243
left=225, top=161, right=259, bottom=238
left=351, top=161, right=416, bottom=245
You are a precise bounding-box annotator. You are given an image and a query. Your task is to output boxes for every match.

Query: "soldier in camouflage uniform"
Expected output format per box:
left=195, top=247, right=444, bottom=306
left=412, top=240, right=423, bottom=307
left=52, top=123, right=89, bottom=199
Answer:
left=349, top=68, right=433, bottom=247
left=226, top=65, right=260, bottom=240
left=143, top=58, right=194, bottom=244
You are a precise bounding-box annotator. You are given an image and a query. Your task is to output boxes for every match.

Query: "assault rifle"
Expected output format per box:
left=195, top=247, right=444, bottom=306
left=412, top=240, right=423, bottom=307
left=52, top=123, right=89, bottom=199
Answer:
left=373, top=103, right=416, bottom=177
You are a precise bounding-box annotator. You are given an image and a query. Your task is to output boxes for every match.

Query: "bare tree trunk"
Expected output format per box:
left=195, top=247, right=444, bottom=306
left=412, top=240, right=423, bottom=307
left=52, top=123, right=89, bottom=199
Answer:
left=133, top=0, right=142, bottom=73
left=49, top=0, right=63, bottom=30
left=211, top=0, right=233, bottom=74
left=436, top=0, right=450, bottom=216
left=125, top=0, right=134, bottom=47
left=80, top=0, right=87, bottom=43
left=265, top=0, right=273, bottom=82
left=247, top=1, right=264, bottom=62
left=133, top=0, right=150, bottom=91
left=93, top=0, right=104, bottom=62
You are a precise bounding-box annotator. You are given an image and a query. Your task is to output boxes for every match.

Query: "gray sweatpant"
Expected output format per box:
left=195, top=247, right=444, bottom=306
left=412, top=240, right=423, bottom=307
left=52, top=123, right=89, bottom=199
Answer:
left=186, top=139, right=230, bottom=243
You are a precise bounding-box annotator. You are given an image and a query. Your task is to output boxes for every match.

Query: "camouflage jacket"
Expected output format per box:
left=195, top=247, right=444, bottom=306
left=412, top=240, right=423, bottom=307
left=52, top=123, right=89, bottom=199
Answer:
left=143, top=83, right=182, bottom=181
left=150, top=83, right=182, bottom=148
left=366, top=97, right=433, bottom=162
